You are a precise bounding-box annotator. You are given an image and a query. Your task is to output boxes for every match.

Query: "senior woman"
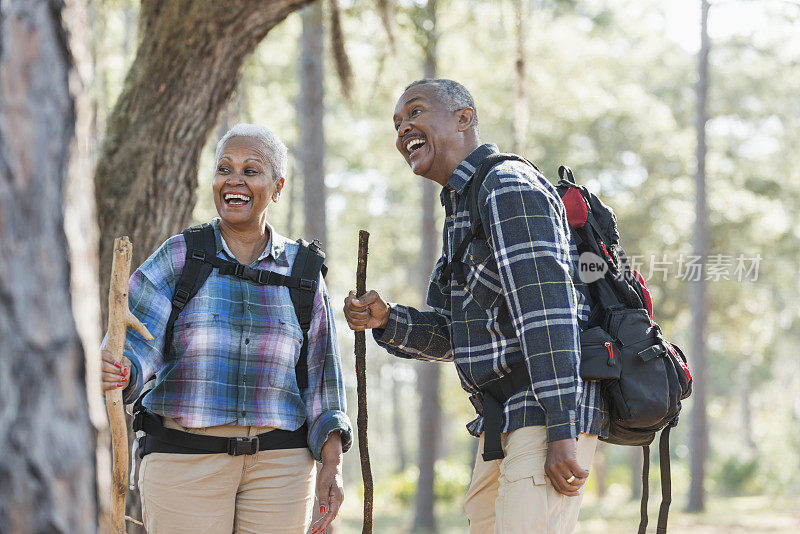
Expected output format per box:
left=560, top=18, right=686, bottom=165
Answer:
left=100, top=123, right=351, bottom=534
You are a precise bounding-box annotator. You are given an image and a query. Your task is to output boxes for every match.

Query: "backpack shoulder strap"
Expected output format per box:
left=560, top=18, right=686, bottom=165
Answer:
left=289, top=239, right=326, bottom=390
left=439, top=153, right=537, bottom=286
left=162, top=223, right=217, bottom=358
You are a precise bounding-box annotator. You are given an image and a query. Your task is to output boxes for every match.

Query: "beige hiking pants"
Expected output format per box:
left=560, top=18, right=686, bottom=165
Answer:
left=138, top=418, right=315, bottom=534
left=464, top=426, right=598, bottom=534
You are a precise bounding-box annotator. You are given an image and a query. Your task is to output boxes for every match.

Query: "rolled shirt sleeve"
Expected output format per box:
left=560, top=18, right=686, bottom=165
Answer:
left=302, top=275, right=353, bottom=461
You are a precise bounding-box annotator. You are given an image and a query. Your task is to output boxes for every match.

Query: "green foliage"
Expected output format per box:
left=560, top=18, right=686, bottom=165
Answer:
left=712, top=456, right=762, bottom=497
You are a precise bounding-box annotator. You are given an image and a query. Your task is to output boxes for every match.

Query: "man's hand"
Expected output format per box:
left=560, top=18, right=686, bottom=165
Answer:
left=343, top=290, right=390, bottom=331
left=311, top=433, right=344, bottom=533
left=545, top=438, right=589, bottom=497
left=100, top=350, right=131, bottom=393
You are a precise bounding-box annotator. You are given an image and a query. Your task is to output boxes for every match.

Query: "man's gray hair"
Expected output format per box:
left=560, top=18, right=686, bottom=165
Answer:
left=405, top=78, right=479, bottom=130
left=214, top=123, right=287, bottom=181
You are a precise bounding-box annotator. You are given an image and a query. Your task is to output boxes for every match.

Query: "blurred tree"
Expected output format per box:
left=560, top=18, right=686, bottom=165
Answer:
left=300, top=2, right=327, bottom=246
left=688, top=0, right=710, bottom=513
left=0, top=0, right=98, bottom=531
left=413, top=1, right=442, bottom=532
left=94, top=0, right=313, bottom=323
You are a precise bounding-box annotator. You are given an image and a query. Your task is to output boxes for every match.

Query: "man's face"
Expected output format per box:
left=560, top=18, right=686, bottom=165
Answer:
left=393, top=84, right=462, bottom=182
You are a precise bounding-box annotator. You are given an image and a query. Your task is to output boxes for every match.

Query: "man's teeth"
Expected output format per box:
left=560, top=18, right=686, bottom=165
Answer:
left=406, top=138, right=425, bottom=153
left=224, top=193, right=251, bottom=202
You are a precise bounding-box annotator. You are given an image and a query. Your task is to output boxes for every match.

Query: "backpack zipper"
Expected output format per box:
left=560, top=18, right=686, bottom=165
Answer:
left=605, top=341, right=615, bottom=366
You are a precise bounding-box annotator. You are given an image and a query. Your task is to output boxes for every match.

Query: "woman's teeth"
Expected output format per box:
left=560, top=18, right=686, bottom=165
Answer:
left=224, top=193, right=251, bottom=205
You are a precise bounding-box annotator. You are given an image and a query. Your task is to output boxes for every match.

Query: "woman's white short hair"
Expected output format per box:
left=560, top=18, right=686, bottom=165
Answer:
left=214, top=123, right=287, bottom=181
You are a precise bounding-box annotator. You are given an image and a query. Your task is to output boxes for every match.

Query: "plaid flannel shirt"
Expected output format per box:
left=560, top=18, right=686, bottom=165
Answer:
left=117, top=218, right=352, bottom=461
left=375, top=144, right=607, bottom=441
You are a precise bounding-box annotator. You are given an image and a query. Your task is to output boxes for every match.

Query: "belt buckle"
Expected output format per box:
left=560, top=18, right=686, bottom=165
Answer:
left=469, top=392, right=485, bottom=417
left=227, top=436, right=259, bottom=456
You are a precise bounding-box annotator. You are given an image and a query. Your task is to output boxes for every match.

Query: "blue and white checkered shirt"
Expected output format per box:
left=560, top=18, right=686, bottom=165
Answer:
left=375, top=144, right=607, bottom=441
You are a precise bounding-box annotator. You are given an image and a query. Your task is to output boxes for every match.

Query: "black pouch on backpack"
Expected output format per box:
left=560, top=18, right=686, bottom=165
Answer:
left=579, top=326, right=621, bottom=381
left=602, top=307, right=673, bottom=430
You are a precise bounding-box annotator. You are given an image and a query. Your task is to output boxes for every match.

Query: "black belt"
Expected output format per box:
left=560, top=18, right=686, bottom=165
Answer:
left=133, top=410, right=308, bottom=458
left=469, top=363, right=531, bottom=462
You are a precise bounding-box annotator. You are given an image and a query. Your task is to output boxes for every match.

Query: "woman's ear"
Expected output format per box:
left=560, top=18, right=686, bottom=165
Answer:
left=273, top=177, right=285, bottom=201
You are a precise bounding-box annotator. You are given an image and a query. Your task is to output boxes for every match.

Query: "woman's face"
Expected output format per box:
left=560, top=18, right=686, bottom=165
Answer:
left=212, top=136, right=284, bottom=228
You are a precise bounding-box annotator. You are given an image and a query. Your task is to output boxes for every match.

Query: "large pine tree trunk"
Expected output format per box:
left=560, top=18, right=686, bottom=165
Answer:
left=0, top=0, right=98, bottom=531
left=94, top=0, right=313, bottom=322
left=687, top=0, right=710, bottom=513
left=413, top=2, right=441, bottom=531
left=299, top=1, right=326, bottom=246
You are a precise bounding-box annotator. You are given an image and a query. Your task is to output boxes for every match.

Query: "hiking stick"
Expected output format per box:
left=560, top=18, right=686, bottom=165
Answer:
left=355, top=230, right=373, bottom=534
left=105, top=237, right=153, bottom=533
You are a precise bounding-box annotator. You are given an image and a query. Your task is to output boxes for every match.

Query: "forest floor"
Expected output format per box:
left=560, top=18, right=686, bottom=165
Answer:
left=338, top=494, right=800, bottom=533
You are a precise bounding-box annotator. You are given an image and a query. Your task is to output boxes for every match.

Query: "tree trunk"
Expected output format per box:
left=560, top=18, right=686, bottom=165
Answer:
left=511, top=0, right=528, bottom=153
left=413, top=2, right=440, bottom=532
left=298, top=4, right=331, bottom=532
left=687, top=0, right=710, bottom=514
left=0, top=0, right=97, bottom=532
left=299, top=1, right=326, bottom=246
left=94, top=0, right=313, bottom=324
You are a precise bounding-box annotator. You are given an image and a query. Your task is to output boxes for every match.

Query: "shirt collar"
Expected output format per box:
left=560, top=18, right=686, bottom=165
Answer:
left=211, top=218, right=289, bottom=266
left=441, top=143, right=499, bottom=202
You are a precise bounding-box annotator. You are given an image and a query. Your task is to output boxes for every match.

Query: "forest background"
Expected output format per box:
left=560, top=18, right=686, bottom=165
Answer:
left=1, top=0, right=799, bottom=533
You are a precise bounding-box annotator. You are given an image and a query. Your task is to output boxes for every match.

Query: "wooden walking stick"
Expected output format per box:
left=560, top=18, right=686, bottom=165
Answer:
left=105, top=237, right=153, bottom=533
left=355, top=230, right=374, bottom=533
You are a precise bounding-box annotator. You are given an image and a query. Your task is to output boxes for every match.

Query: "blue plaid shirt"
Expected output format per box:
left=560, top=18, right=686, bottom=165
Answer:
left=375, top=144, right=607, bottom=441
left=118, top=218, right=352, bottom=461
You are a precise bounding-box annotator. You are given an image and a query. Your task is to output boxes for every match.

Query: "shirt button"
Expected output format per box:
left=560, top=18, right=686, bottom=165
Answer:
left=241, top=410, right=246, bottom=417
left=245, top=338, right=250, bottom=345
left=247, top=304, right=252, bottom=311
left=450, top=214, right=455, bottom=220
left=242, top=376, right=246, bottom=383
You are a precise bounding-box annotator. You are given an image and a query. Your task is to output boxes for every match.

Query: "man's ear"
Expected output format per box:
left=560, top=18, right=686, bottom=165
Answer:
left=456, top=107, right=475, bottom=132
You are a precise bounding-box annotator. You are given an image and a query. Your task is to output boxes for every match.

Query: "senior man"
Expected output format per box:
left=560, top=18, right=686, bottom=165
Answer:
left=343, top=79, right=604, bottom=534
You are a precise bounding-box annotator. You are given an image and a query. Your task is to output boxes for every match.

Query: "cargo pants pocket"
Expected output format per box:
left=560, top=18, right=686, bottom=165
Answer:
left=497, top=446, right=554, bottom=533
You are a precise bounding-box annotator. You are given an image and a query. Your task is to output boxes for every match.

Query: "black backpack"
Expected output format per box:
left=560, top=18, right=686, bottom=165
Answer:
left=444, top=154, right=692, bottom=534
left=159, top=222, right=327, bottom=390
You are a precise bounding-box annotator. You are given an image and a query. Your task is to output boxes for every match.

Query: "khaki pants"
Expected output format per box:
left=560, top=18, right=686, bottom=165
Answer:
left=138, top=418, right=315, bottom=534
left=464, top=427, right=598, bottom=534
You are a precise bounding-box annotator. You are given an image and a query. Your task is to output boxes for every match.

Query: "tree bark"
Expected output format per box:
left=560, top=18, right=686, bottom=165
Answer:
left=413, top=2, right=440, bottom=532
left=299, top=1, right=327, bottom=246
left=0, top=0, right=97, bottom=532
left=95, top=0, right=313, bottom=324
left=687, top=0, right=710, bottom=514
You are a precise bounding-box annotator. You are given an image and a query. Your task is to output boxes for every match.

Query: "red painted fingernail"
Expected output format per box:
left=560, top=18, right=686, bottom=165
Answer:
left=114, top=362, right=122, bottom=369
left=123, top=367, right=128, bottom=375
left=116, top=383, right=123, bottom=388
left=320, top=505, right=325, bottom=514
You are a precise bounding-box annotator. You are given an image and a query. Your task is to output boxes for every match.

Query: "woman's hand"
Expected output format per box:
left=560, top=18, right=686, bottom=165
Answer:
left=100, top=349, right=131, bottom=392
left=311, top=432, right=344, bottom=533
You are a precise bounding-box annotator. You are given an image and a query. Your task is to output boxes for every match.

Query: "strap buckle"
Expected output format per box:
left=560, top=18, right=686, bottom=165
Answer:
left=299, top=278, right=317, bottom=292
left=227, top=436, right=259, bottom=456
left=257, top=269, right=271, bottom=285
left=233, top=263, right=245, bottom=278
left=190, top=249, right=206, bottom=261
left=173, top=287, right=190, bottom=308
